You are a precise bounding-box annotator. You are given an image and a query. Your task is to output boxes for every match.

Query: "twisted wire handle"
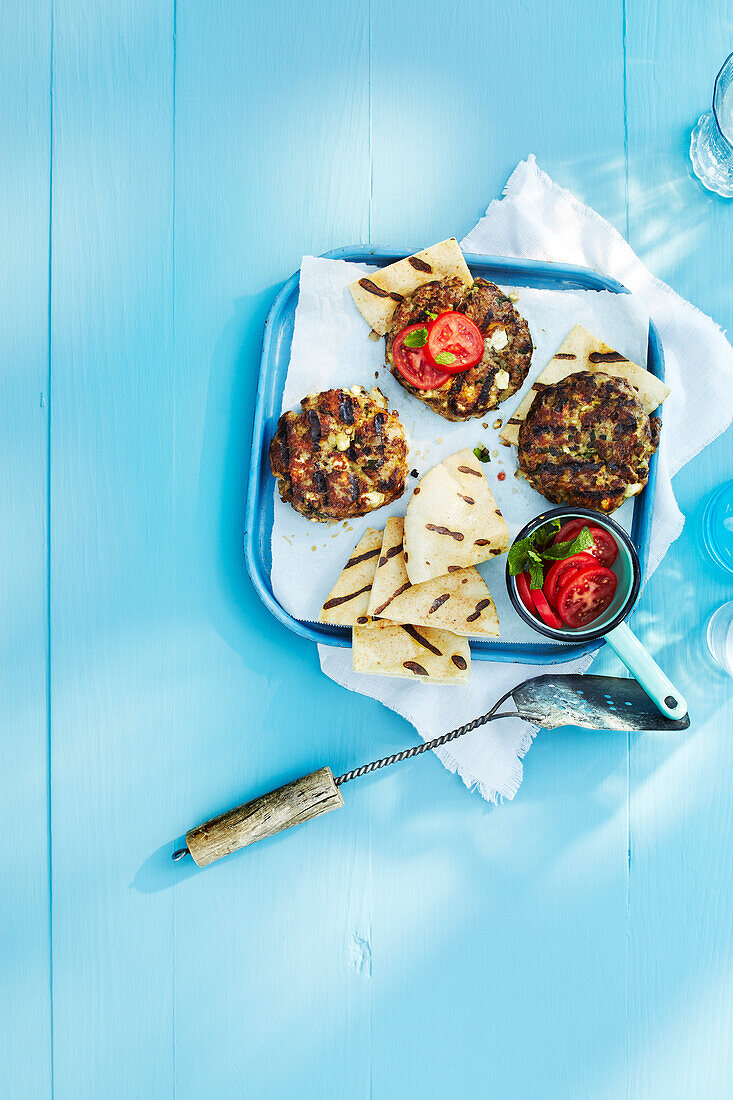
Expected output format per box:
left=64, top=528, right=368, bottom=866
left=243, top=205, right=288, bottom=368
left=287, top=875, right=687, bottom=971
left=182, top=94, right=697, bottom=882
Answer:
left=333, top=697, right=517, bottom=786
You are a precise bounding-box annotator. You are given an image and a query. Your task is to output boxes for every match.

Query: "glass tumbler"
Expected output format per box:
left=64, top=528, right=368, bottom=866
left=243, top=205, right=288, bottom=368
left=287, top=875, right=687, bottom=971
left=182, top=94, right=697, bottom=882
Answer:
left=690, top=51, right=733, bottom=197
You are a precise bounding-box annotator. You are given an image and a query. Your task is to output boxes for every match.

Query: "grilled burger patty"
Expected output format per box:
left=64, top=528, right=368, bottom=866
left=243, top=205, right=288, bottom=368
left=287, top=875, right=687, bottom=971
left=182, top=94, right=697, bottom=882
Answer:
left=385, top=277, right=533, bottom=421
left=269, top=386, right=408, bottom=523
left=517, top=371, right=660, bottom=513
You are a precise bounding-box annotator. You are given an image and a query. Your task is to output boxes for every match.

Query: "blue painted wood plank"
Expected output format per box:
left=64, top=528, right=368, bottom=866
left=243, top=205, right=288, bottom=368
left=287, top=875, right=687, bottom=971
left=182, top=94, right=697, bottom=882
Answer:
left=48, top=2, right=175, bottom=1096
left=367, top=3, right=632, bottom=1098
left=623, top=6, right=733, bottom=1096
left=171, top=2, right=379, bottom=1097
left=0, top=5, right=52, bottom=1098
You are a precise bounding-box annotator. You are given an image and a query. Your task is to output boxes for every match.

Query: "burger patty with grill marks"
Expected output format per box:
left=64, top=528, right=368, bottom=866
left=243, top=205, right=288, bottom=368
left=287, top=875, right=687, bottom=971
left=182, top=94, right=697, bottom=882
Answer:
left=517, top=371, right=660, bottom=513
left=269, top=386, right=408, bottom=523
left=385, top=277, right=533, bottom=421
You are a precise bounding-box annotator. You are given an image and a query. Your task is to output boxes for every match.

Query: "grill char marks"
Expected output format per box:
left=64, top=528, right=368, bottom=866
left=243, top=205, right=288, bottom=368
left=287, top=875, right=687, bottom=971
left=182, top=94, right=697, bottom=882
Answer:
left=323, top=584, right=372, bottom=611
left=345, top=546, right=380, bottom=569
left=467, top=599, right=491, bottom=623
left=403, top=660, right=429, bottom=676
left=517, top=370, right=659, bottom=513
left=269, top=387, right=408, bottom=522
left=308, top=409, right=322, bottom=443
left=378, top=542, right=403, bottom=567
left=338, top=393, right=355, bottom=424
left=385, top=277, right=532, bottom=422
left=408, top=256, right=433, bottom=273
left=358, top=278, right=390, bottom=298
left=401, top=624, right=442, bottom=655
left=428, top=594, right=450, bottom=614
left=426, top=523, right=464, bottom=541
left=588, top=351, right=628, bottom=364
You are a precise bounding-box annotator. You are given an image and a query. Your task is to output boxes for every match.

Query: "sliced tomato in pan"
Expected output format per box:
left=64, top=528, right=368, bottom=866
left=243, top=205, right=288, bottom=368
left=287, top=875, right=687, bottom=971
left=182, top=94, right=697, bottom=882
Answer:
left=585, top=526, right=618, bottom=567
left=529, top=586, right=564, bottom=630
left=391, top=323, right=451, bottom=390
left=553, top=520, right=619, bottom=568
left=516, top=571, right=536, bottom=615
left=515, top=571, right=537, bottom=616
left=553, top=519, right=586, bottom=545
left=556, top=565, right=618, bottom=628
left=543, top=551, right=597, bottom=608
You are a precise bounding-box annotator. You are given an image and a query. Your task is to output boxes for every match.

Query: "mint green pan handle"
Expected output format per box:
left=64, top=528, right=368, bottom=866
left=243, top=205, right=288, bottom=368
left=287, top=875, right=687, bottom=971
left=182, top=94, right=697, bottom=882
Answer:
left=605, top=621, right=688, bottom=721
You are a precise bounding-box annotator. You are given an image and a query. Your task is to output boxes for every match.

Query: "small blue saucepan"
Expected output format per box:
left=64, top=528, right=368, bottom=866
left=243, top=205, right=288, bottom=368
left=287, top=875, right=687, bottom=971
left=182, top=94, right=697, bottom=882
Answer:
left=506, top=506, right=688, bottom=722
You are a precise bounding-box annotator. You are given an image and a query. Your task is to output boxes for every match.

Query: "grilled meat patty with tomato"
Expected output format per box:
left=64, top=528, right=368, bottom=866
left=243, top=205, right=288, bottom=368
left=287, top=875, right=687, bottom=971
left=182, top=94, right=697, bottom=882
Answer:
left=269, top=386, right=407, bottom=523
left=385, top=277, right=533, bottom=421
left=517, top=371, right=660, bottom=513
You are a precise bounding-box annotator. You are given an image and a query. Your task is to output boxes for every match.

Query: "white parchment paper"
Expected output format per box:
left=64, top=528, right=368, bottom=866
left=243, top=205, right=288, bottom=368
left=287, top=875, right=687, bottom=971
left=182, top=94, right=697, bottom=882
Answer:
left=271, top=254, right=649, bottom=645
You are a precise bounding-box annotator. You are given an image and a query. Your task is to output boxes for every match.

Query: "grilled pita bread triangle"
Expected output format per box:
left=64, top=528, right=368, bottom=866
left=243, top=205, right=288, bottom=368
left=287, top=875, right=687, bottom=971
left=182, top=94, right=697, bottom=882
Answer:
left=348, top=239, right=473, bottom=336
left=403, top=449, right=510, bottom=585
left=500, top=324, right=670, bottom=445
left=382, top=567, right=500, bottom=638
left=319, top=528, right=382, bottom=626
left=352, top=620, right=470, bottom=683
left=366, top=517, right=411, bottom=619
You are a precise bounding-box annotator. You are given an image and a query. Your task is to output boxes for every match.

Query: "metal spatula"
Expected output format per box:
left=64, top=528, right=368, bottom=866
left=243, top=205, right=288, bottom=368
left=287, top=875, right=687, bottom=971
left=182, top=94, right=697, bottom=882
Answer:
left=173, top=675, right=689, bottom=868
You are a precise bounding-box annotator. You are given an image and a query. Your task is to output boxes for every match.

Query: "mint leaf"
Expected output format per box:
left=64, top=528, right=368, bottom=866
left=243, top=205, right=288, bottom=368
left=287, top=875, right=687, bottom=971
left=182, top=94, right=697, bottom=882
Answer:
left=403, top=327, right=428, bottom=348
left=473, top=445, right=491, bottom=463
left=527, top=558, right=545, bottom=590
left=507, top=537, right=531, bottom=576
left=540, top=526, right=594, bottom=561
left=531, top=518, right=562, bottom=552
left=433, top=351, right=457, bottom=366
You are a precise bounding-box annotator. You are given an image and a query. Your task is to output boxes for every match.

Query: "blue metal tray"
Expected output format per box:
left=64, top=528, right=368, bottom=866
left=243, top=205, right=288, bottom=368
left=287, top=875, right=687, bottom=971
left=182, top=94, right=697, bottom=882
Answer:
left=244, top=247, right=664, bottom=664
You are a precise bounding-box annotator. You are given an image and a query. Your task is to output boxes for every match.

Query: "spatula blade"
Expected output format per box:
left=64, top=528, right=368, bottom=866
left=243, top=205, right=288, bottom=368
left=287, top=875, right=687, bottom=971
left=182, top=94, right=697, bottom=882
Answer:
left=510, top=675, right=690, bottom=731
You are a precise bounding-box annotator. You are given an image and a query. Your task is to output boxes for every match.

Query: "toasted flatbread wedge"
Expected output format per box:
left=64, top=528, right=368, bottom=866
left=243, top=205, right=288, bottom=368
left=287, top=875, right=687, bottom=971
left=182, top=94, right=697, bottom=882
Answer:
left=403, top=449, right=510, bottom=585
left=319, top=528, right=382, bottom=625
left=348, top=239, right=473, bottom=336
left=368, top=519, right=500, bottom=637
left=382, top=568, right=500, bottom=638
left=499, top=324, right=670, bottom=445
left=366, top=517, right=411, bottom=618
left=352, top=620, right=470, bottom=683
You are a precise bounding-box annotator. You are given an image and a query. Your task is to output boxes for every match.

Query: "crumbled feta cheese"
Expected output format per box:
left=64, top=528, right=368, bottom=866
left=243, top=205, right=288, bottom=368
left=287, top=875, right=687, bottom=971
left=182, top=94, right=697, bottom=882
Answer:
left=487, top=328, right=509, bottom=352
left=495, top=369, right=510, bottom=389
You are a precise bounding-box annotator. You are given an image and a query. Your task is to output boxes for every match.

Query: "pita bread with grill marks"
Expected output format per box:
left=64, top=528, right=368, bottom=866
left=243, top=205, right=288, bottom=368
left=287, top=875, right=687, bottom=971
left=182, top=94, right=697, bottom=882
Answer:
left=319, top=528, right=382, bottom=625
left=382, top=568, right=500, bottom=638
left=499, top=324, right=670, bottom=446
left=352, top=620, right=470, bottom=683
left=366, top=517, right=411, bottom=619
left=348, top=239, right=473, bottom=336
left=403, top=449, right=510, bottom=585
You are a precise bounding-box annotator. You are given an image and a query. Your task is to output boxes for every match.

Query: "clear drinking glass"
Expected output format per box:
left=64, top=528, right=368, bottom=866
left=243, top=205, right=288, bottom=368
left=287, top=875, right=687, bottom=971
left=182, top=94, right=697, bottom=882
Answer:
left=690, top=51, right=733, bottom=197
left=702, top=480, right=733, bottom=576
left=707, top=602, right=733, bottom=676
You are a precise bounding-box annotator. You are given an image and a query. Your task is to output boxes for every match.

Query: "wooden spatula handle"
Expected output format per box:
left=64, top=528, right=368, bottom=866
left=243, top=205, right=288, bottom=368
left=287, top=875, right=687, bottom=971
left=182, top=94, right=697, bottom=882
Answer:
left=185, top=766, right=344, bottom=867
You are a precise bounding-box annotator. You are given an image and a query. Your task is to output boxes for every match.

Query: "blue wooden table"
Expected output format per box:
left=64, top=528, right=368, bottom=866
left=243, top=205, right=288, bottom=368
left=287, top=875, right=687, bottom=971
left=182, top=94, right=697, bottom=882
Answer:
left=4, top=2, right=733, bottom=1097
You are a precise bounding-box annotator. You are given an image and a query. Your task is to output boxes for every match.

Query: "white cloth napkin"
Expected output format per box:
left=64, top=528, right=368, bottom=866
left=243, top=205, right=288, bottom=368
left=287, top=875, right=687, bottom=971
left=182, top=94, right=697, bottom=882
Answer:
left=320, top=156, right=733, bottom=803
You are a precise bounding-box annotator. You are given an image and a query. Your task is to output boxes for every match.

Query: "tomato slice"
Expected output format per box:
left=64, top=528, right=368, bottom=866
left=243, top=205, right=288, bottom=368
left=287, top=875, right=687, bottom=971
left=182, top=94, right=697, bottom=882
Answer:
left=530, top=587, right=564, bottom=630
left=585, top=526, right=618, bottom=567
left=553, top=519, right=586, bottom=545
left=556, top=565, right=618, bottom=628
left=515, top=571, right=536, bottom=616
left=425, top=311, right=484, bottom=373
left=553, top=520, right=619, bottom=568
left=391, top=323, right=451, bottom=390
left=543, top=551, right=597, bottom=608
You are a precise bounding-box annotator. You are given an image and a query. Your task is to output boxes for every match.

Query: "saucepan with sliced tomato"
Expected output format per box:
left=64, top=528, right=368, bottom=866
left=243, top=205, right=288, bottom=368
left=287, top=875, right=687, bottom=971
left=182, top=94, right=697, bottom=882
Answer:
left=506, top=507, right=687, bottom=722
